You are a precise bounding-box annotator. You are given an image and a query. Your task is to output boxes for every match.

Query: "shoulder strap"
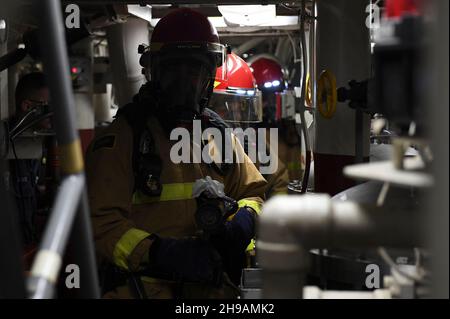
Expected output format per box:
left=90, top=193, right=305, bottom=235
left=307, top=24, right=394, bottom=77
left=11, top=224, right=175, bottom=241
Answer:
left=201, top=108, right=233, bottom=176
left=116, top=101, right=160, bottom=194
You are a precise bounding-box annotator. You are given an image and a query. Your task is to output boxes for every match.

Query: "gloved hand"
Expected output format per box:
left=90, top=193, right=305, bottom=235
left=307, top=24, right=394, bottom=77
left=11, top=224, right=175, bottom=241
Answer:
left=212, top=207, right=256, bottom=252
left=146, top=236, right=222, bottom=284
left=209, top=207, right=256, bottom=284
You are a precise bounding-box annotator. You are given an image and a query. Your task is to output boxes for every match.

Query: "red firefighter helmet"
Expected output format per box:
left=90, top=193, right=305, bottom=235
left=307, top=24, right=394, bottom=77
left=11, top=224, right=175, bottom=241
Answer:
left=140, top=8, right=227, bottom=79
left=385, top=0, right=422, bottom=18
left=139, top=8, right=228, bottom=121
left=214, top=52, right=256, bottom=90
left=209, top=53, right=262, bottom=126
left=249, top=57, right=285, bottom=92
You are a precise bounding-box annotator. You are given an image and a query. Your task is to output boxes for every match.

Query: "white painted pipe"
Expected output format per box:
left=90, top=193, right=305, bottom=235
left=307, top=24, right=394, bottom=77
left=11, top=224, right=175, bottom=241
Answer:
left=106, top=17, right=149, bottom=107
left=257, top=194, right=420, bottom=298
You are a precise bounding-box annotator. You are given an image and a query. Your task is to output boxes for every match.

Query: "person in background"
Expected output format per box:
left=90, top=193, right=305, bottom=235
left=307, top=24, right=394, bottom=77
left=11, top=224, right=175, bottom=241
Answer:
left=8, top=72, right=53, bottom=253
left=249, top=57, right=304, bottom=183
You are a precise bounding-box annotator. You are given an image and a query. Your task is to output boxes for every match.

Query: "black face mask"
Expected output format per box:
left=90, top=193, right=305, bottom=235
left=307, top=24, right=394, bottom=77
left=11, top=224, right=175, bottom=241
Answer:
left=152, top=53, right=215, bottom=125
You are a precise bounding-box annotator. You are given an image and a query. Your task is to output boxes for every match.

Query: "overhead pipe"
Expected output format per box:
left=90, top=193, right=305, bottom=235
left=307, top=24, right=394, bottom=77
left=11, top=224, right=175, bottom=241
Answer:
left=232, top=38, right=266, bottom=56
left=257, top=194, right=420, bottom=299
left=69, top=0, right=291, bottom=4
left=221, top=32, right=295, bottom=38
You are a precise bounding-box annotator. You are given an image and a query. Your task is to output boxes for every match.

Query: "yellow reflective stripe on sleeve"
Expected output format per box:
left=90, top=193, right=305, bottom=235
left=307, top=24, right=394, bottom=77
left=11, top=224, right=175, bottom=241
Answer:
left=246, top=239, right=256, bottom=252
left=132, top=183, right=194, bottom=205
left=113, top=228, right=151, bottom=270
left=237, top=199, right=262, bottom=215
left=226, top=199, right=262, bottom=221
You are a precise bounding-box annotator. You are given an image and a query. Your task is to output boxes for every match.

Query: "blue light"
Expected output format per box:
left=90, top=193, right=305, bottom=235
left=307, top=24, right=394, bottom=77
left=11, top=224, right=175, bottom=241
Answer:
left=264, top=82, right=273, bottom=88
left=272, top=80, right=280, bottom=87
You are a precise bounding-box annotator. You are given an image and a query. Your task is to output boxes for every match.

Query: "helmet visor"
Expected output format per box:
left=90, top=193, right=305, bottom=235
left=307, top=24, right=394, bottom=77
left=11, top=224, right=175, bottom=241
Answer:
left=209, top=89, right=263, bottom=126
left=150, top=42, right=228, bottom=81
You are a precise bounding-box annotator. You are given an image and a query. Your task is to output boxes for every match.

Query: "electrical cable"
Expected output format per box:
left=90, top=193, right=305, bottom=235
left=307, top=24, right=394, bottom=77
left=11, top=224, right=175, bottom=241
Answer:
left=10, top=111, right=54, bottom=141
left=10, top=108, right=38, bottom=135
left=299, top=0, right=311, bottom=193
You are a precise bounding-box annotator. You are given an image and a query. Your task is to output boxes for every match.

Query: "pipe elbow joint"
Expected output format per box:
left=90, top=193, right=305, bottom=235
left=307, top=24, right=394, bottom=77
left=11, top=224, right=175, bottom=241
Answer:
left=257, top=194, right=333, bottom=271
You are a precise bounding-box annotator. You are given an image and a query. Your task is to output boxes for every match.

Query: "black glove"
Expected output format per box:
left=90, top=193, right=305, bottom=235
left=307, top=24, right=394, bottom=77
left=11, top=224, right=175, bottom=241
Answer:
left=146, top=236, right=222, bottom=284
left=210, top=207, right=256, bottom=284
left=213, top=207, right=255, bottom=251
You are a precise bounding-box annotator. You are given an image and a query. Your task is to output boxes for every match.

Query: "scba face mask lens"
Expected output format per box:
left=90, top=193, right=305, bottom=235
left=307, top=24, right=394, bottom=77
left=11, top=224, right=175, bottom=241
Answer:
left=153, top=53, right=217, bottom=121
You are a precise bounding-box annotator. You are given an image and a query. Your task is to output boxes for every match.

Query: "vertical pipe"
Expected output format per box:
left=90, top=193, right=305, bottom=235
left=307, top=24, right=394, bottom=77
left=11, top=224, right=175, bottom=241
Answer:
left=310, top=0, right=317, bottom=111
left=69, top=190, right=101, bottom=298
left=28, top=175, right=84, bottom=299
left=33, top=0, right=99, bottom=298
left=38, top=0, right=78, bottom=147
left=299, top=0, right=311, bottom=193
left=428, top=0, right=449, bottom=299
left=0, top=19, right=8, bottom=120
left=106, top=18, right=149, bottom=107
left=355, top=109, right=364, bottom=163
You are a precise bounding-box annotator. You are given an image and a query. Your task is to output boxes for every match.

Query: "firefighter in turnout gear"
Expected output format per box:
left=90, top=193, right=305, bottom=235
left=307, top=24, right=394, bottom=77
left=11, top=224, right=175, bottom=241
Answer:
left=209, top=52, right=289, bottom=197
left=249, top=56, right=303, bottom=182
left=85, top=8, right=267, bottom=299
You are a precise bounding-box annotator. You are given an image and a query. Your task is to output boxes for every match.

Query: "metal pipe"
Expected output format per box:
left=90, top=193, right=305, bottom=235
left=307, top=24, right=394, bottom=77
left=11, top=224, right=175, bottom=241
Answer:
left=233, top=38, right=266, bottom=56
left=37, top=0, right=78, bottom=147
left=309, top=0, right=317, bottom=111
left=220, top=32, right=296, bottom=38
left=31, top=0, right=100, bottom=299
left=299, top=0, right=311, bottom=193
left=257, top=194, right=420, bottom=298
left=355, top=109, right=364, bottom=163
left=428, top=0, right=449, bottom=299
left=28, top=174, right=84, bottom=299
left=106, top=17, right=148, bottom=106
left=67, top=0, right=291, bottom=4
left=68, top=189, right=101, bottom=298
